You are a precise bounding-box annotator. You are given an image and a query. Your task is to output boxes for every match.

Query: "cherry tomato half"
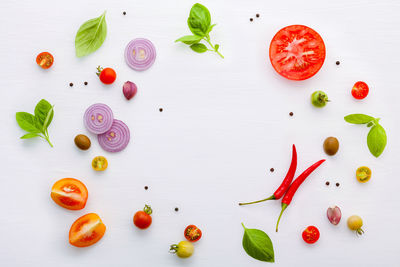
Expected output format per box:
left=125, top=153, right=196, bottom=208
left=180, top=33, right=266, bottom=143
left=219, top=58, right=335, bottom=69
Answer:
left=51, top=178, right=88, bottom=210
left=351, top=81, right=369, bottom=99
left=36, top=52, right=54, bottom=69
left=356, top=166, right=372, bottom=183
left=69, top=213, right=106, bottom=247
left=92, top=156, right=108, bottom=171
left=302, top=226, right=320, bottom=244
left=184, top=225, right=202, bottom=242
left=269, top=25, right=326, bottom=81
left=96, top=66, right=116, bottom=84
left=133, top=205, right=152, bottom=229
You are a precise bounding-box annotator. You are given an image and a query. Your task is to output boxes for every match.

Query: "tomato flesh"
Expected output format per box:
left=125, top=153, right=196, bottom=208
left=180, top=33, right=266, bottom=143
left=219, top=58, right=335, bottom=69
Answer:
left=69, top=213, right=106, bottom=247
left=51, top=178, right=88, bottom=210
left=269, top=25, right=326, bottom=80
left=302, top=226, right=320, bottom=244
left=36, top=52, right=54, bottom=69
left=99, top=68, right=116, bottom=84
left=351, top=81, right=369, bottom=99
left=184, top=225, right=202, bottom=242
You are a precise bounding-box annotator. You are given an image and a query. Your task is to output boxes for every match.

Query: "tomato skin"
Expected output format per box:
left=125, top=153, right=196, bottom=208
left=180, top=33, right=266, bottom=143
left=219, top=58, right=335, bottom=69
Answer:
left=351, top=81, right=369, bottom=99
left=302, top=226, right=320, bottom=244
left=36, top=52, right=54, bottom=69
left=51, top=178, right=88, bottom=210
left=184, top=225, right=202, bottom=242
left=269, top=25, right=326, bottom=81
left=69, top=213, right=106, bottom=247
left=98, top=67, right=116, bottom=84
left=133, top=205, right=153, bottom=229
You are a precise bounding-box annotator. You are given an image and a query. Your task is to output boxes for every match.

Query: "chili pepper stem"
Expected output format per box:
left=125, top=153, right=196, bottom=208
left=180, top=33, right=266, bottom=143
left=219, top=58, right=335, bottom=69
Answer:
left=238, top=195, right=275, bottom=206
left=275, top=203, right=288, bottom=232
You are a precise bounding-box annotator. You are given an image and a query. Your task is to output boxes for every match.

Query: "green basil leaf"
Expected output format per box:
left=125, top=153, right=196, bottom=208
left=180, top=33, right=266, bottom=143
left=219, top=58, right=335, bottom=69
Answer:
left=206, top=23, right=216, bottom=34
left=367, top=124, right=387, bottom=157
left=187, top=3, right=211, bottom=36
left=344, top=114, right=374, bottom=124
left=175, top=35, right=203, bottom=45
left=242, top=223, right=274, bottom=262
left=21, top=133, right=41, bottom=139
left=367, top=122, right=373, bottom=127
left=75, top=11, right=107, bottom=57
left=34, top=99, right=53, bottom=129
left=16, top=112, right=42, bottom=133
left=190, top=43, right=208, bottom=53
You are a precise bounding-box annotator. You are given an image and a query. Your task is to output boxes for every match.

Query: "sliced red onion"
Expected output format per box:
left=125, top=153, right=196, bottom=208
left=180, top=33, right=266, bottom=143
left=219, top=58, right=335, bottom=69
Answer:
left=124, top=38, right=156, bottom=71
left=327, top=206, right=342, bottom=225
left=98, top=119, right=130, bottom=152
left=84, top=103, right=114, bottom=134
left=123, top=81, right=137, bottom=100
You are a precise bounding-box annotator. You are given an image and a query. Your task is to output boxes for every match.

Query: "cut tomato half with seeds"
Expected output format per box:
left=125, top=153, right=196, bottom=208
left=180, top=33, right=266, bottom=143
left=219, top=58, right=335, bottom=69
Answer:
left=184, top=225, right=202, bottom=242
left=36, top=52, right=54, bottom=69
left=51, top=178, right=88, bottom=210
left=351, top=81, right=369, bottom=99
left=302, top=225, right=320, bottom=244
left=69, top=213, right=106, bottom=247
left=269, top=25, right=326, bottom=80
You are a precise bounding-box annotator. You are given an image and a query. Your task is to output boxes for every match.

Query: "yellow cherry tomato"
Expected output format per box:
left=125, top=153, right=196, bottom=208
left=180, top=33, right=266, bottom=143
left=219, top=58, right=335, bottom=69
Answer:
left=170, top=241, right=194, bottom=258
left=356, top=166, right=371, bottom=183
left=92, top=156, right=108, bottom=171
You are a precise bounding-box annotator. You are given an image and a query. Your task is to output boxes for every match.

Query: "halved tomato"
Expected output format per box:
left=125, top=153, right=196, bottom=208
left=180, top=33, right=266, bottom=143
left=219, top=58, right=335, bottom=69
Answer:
left=269, top=25, right=326, bottom=80
left=184, top=225, right=202, bottom=242
left=51, top=178, right=88, bottom=210
left=351, top=81, right=369, bottom=99
left=69, top=213, right=106, bottom=247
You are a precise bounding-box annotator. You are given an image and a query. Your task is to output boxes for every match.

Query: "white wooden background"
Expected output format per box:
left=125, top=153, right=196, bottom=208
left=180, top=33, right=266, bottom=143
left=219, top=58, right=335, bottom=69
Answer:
left=0, top=0, right=399, bottom=266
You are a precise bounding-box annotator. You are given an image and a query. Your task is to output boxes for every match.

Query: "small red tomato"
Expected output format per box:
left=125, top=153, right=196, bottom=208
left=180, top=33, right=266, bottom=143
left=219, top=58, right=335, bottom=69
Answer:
left=302, top=226, right=320, bottom=244
left=351, top=81, right=369, bottom=99
left=133, top=205, right=152, bottom=229
left=184, top=225, right=202, bottom=242
left=96, top=66, right=116, bottom=84
left=36, top=52, right=54, bottom=69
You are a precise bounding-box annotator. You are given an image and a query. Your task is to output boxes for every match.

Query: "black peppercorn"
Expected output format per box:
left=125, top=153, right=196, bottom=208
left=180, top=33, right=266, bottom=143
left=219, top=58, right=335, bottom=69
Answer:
left=270, top=168, right=274, bottom=172
left=174, top=207, right=179, bottom=212
left=336, top=61, right=340, bottom=65
left=336, top=182, right=340, bottom=187
left=84, top=81, right=88, bottom=85
left=289, top=112, right=294, bottom=116
left=123, top=11, right=126, bottom=15
left=159, top=108, right=163, bottom=112
left=250, top=18, right=253, bottom=22
left=144, top=186, right=148, bottom=190
left=326, top=181, right=330, bottom=186
left=69, top=83, right=73, bottom=87
left=256, top=14, right=260, bottom=18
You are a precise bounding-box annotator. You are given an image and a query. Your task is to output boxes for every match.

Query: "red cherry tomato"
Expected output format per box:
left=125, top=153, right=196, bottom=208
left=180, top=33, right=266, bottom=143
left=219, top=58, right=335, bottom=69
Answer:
left=133, top=205, right=152, bottom=229
left=302, top=226, right=320, bottom=244
left=96, top=66, right=116, bottom=84
left=50, top=178, right=88, bottom=210
left=36, top=52, right=54, bottom=69
left=269, top=25, right=326, bottom=80
left=184, top=225, right=202, bottom=242
left=351, top=81, right=369, bottom=99
left=69, top=213, right=106, bottom=247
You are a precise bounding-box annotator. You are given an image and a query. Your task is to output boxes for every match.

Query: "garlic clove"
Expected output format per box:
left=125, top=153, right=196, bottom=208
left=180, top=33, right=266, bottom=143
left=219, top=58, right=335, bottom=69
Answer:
left=327, top=205, right=341, bottom=225
left=123, top=81, right=137, bottom=100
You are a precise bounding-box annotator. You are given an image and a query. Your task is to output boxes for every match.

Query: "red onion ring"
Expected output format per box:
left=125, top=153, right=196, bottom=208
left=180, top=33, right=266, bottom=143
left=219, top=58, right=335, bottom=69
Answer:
left=84, top=103, right=114, bottom=134
left=124, top=38, right=156, bottom=71
left=98, top=119, right=130, bottom=152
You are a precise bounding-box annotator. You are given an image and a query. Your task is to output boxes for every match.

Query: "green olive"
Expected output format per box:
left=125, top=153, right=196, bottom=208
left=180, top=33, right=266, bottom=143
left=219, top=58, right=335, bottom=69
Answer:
left=74, top=134, right=91, bottom=150
left=323, top=137, right=339, bottom=156
left=311, top=91, right=329, bottom=108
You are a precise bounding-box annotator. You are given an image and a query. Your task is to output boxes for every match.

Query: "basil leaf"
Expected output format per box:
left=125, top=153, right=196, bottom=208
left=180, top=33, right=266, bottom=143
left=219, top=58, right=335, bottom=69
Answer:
left=206, top=23, right=216, bottom=34
left=187, top=3, right=211, bottom=36
left=21, top=133, right=41, bottom=139
left=367, top=124, right=387, bottom=157
left=190, top=43, right=208, bottom=53
left=344, top=114, right=374, bottom=124
left=242, top=223, right=274, bottom=262
left=35, top=99, right=53, bottom=129
left=175, top=35, right=203, bottom=45
left=75, top=11, right=107, bottom=57
left=16, top=112, right=42, bottom=133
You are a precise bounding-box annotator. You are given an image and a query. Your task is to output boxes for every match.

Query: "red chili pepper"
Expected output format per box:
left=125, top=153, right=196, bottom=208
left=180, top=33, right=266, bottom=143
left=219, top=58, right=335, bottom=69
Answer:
left=275, top=159, right=325, bottom=232
left=238, top=145, right=297, bottom=206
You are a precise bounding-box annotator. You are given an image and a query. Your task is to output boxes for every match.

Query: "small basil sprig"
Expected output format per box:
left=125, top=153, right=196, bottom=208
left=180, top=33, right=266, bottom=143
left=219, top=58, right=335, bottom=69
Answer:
left=241, top=223, right=274, bottom=263
left=344, top=114, right=387, bottom=157
left=16, top=99, right=54, bottom=147
left=75, top=11, right=107, bottom=57
left=175, top=3, right=224, bottom=58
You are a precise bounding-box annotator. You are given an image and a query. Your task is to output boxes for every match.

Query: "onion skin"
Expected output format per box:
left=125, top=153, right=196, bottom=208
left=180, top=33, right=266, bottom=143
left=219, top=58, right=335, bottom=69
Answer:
left=327, top=206, right=341, bottom=225
left=123, top=81, right=137, bottom=100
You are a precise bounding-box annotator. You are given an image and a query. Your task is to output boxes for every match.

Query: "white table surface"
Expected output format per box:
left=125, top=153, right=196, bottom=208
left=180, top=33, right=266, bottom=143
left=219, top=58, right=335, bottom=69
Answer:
left=0, top=0, right=399, bottom=266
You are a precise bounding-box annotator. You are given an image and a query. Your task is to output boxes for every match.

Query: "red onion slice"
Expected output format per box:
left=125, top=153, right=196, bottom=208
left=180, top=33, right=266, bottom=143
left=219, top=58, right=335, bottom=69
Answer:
left=124, top=38, right=156, bottom=71
left=84, top=103, right=114, bottom=134
left=98, top=119, right=130, bottom=152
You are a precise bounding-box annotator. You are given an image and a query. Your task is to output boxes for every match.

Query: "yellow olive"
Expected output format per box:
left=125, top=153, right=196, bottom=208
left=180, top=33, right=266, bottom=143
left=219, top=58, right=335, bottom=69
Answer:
left=74, top=134, right=91, bottom=150
left=323, top=137, right=339, bottom=156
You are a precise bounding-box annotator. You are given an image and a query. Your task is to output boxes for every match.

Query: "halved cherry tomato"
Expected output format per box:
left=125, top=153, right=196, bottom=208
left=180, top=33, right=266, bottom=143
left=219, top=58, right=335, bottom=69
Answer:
left=51, top=178, right=88, bottom=210
left=302, top=226, right=320, bottom=244
left=351, top=81, right=369, bottom=99
left=36, top=52, right=54, bottom=69
left=184, top=225, right=202, bottom=242
left=96, top=66, right=116, bottom=84
left=356, top=166, right=371, bottom=183
left=269, top=25, right=326, bottom=80
left=69, top=213, right=106, bottom=247
left=133, top=205, right=152, bottom=229
left=92, top=156, right=108, bottom=171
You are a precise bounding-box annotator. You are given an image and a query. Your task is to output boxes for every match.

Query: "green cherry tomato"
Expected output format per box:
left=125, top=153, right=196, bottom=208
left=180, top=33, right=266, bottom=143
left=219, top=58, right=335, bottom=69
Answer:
left=170, top=241, right=194, bottom=258
left=311, top=91, right=329, bottom=108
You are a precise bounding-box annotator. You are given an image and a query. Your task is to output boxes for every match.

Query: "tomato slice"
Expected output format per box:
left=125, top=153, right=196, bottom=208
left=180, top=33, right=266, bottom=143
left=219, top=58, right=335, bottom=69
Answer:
left=351, top=81, right=369, bottom=99
left=36, top=52, right=54, bottom=69
left=269, top=25, right=326, bottom=80
left=302, top=226, right=320, bottom=244
left=69, top=213, right=106, bottom=247
left=356, top=166, right=372, bottom=183
left=184, top=225, right=202, bottom=242
left=51, top=178, right=88, bottom=210
left=92, top=156, right=108, bottom=171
